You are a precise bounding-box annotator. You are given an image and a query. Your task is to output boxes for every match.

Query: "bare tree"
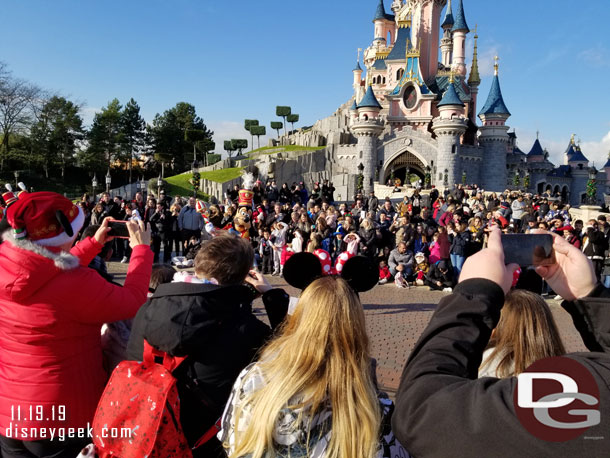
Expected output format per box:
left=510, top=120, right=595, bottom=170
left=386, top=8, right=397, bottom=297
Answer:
left=0, top=65, right=43, bottom=170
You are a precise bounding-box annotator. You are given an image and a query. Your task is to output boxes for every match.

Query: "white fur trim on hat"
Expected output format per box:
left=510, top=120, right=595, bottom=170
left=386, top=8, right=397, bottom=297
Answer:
left=35, top=206, right=86, bottom=247
left=1, top=229, right=79, bottom=270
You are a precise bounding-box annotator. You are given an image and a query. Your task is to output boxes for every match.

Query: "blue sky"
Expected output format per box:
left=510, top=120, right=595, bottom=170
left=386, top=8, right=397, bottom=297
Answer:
left=1, top=0, right=609, bottom=166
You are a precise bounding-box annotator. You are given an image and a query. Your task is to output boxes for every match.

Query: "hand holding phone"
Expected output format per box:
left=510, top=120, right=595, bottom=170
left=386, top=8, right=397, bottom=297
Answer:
left=501, top=234, right=555, bottom=267
left=108, top=220, right=130, bottom=239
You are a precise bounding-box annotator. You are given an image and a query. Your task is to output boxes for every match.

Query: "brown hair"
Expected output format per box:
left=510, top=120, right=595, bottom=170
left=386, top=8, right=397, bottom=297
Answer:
left=482, top=290, right=565, bottom=377
left=150, top=264, right=176, bottom=291
left=194, top=234, right=253, bottom=285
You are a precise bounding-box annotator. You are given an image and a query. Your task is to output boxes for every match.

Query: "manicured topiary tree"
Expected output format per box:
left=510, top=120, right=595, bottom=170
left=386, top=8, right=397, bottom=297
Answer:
left=244, top=119, right=258, bottom=151
left=276, top=106, right=291, bottom=137
left=250, top=125, right=266, bottom=149
left=230, top=139, right=248, bottom=156
left=286, top=113, right=299, bottom=133
left=270, top=121, right=283, bottom=139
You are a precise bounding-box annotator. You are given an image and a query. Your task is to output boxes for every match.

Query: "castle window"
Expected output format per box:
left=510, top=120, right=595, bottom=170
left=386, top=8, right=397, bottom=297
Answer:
left=359, top=151, right=363, bottom=158
left=397, top=69, right=404, bottom=80
left=382, top=77, right=386, bottom=84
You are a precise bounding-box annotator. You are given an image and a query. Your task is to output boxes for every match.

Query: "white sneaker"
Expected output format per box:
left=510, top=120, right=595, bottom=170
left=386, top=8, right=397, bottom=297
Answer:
left=442, top=287, right=453, bottom=292
left=415, top=279, right=424, bottom=286
left=554, top=294, right=562, bottom=301
left=120, top=256, right=129, bottom=263
left=378, top=278, right=388, bottom=285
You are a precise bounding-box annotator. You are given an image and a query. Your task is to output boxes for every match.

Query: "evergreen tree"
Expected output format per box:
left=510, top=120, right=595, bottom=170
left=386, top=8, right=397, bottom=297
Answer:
left=30, top=96, right=83, bottom=178
left=121, top=98, right=147, bottom=185
left=148, top=102, right=213, bottom=172
left=85, top=99, right=124, bottom=172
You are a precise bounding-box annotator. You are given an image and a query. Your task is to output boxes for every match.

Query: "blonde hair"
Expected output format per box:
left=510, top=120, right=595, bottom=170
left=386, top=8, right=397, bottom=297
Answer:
left=229, top=277, right=381, bottom=458
left=481, top=290, right=565, bottom=377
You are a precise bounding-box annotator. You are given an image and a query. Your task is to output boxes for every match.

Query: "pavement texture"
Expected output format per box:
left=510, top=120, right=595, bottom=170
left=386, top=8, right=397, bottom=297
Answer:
left=108, top=261, right=587, bottom=395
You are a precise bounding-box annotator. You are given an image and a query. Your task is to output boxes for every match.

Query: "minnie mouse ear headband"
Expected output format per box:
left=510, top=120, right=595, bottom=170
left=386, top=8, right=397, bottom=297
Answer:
left=5, top=191, right=84, bottom=246
left=283, top=251, right=378, bottom=293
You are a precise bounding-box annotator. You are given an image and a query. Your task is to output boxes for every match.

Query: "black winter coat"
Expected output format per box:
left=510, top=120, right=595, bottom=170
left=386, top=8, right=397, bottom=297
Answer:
left=127, top=283, right=289, bottom=456
left=393, top=279, right=610, bottom=458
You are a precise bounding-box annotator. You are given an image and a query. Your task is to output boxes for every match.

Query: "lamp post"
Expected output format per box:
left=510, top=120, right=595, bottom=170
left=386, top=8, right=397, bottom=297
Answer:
left=157, top=174, right=163, bottom=200
left=14, top=170, right=19, bottom=188
left=191, top=160, right=199, bottom=197
left=141, top=176, right=147, bottom=198
left=105, top=169, right=111, bottom=194
left=92, top=174, right=98, bottom=201
left=586, top=166, right=598, bottom=205
left=357, top=163, right=364, bottom=192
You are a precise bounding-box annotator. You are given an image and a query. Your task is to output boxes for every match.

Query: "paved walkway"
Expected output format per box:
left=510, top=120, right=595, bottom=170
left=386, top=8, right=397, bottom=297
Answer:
left=108, top=262, right=587, bottom=394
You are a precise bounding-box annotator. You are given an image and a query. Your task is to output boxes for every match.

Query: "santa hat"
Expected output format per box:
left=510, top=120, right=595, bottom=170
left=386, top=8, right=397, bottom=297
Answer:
left=5, top=191, right=85, bottom=246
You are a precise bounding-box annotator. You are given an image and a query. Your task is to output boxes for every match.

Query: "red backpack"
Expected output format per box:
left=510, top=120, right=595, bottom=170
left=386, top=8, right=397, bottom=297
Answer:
left=92, top=341, right=219, bottom=458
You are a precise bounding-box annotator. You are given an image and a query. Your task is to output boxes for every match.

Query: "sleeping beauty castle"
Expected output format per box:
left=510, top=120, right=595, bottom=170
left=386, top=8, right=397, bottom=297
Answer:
left=224, top=0, right=607, bottom=207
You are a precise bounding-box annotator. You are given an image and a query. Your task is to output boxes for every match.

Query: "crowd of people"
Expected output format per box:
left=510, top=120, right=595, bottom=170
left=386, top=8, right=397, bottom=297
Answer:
left=0, top=182, right=609, bottom=458
left=75, top=179, right=610, bottom=294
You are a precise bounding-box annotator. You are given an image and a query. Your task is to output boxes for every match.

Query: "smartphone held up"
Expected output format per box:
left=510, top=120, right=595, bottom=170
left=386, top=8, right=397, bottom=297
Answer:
left=107, top=220, right=130, bottom=239
left=501, top=234, right=556, bottom=267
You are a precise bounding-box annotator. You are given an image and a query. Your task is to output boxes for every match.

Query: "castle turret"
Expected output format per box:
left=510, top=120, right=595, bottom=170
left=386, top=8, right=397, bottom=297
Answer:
left=526, top=137, right=545, bottom=163
left=478, top=57, right=510, bottom=190
left=467, top=28, right=481, bottom=122
left=349, top=99, right=358, bottom=121
left=353, top=60, right=363, bottom=102
left=432, top=77, right=467, bottom=189
left=350, top=85, right=385, bottom=193
left=603, top=152, right=610, bottom=192
left=450, top=0, right=469, bottom=76
left=440, top=0, right=454, bottom=67
left=373, top=0, right=395, bottom=46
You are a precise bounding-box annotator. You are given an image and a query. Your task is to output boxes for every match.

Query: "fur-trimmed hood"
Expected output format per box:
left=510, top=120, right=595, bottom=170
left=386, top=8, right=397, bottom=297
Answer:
left=0, top=229, right=79, bottom=302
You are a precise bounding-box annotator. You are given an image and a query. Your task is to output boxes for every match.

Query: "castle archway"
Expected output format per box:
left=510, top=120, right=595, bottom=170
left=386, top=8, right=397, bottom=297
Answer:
left=382, top=149, right=429, bottom=186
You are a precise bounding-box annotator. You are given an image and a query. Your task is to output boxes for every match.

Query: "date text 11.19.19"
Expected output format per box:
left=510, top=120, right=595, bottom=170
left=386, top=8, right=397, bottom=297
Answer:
left=11, top=405, right=66, bottom=422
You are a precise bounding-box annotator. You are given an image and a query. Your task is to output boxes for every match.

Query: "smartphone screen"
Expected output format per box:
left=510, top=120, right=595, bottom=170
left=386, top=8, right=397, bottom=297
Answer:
left=501, top=234, right=555, bottom=267
left=108, top=221, right=130, bottom=238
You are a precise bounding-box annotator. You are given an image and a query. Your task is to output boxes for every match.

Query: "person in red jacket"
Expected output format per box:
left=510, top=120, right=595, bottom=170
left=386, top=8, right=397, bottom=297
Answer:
left=0, top=191, right=153, bottom=458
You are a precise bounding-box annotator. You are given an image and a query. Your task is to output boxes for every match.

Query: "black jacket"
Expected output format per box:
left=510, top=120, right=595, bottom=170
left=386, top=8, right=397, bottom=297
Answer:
left=127, top=283, right=289, bottom=453
left=393, top=279, right=610, bottom=458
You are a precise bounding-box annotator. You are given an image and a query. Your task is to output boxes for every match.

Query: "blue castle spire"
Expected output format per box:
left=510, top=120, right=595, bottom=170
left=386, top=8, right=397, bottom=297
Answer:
left=358, top=85, right=382, bottom=109
left=527, top=139, right=544, bottom=157
left=373, top=0, right=389, bottom=22
left=437, top=81, right=464, bottom=107
left=441, top=0, right=454, bottom=29
left=479, top=59, right=510, bottom=116
left=451, top=0, right=470, bottom=33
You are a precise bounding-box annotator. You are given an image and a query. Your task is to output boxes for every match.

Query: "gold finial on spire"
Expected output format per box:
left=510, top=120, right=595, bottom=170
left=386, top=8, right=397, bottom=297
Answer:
left=449, top=70, right=455, bottom=84
left=468, top=25, right=481, bottom=86
left=536, top=130, right=539, bottom=140
left=571, top=133, right=576, bottom=145
left=494, top=55, right=499, bottom=76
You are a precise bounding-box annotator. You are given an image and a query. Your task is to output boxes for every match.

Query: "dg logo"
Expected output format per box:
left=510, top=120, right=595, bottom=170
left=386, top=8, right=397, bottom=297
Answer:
left=514, top=356, right=600, bottom=442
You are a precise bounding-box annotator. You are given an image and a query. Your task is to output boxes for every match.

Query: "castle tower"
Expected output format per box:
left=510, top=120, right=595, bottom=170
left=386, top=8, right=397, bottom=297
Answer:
left=432, top=76, right=467, bottom=188
left=450, top=0, right=469, bottom=76
left=467, top=28, right=481, bottom=122
left=373, top=0, right=395, bottom=46
left=350, top=85, right=385, bottom=193
left=353, top=60, right=363, bottom=102
left=478, top=57, right=511, bottom=190
left=440, top=0, right=454, bottom=67
left=409, top=0, right=445, bottom=81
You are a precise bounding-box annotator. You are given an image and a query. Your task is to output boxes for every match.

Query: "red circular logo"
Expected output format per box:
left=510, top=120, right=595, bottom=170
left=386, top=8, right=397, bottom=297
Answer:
left=514, top=356, right=600, bottom=442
